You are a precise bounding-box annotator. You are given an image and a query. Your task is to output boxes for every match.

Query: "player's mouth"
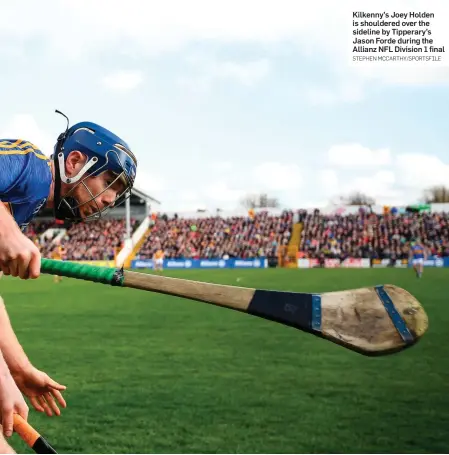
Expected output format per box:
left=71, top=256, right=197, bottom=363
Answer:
left=80, top=206, right=93, bottom=218
left=81, top=203, right=104, bottom=218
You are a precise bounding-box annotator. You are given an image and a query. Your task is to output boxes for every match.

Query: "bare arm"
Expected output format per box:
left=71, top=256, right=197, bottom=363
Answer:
left=0, top=296, right=67, bottom=416
left=0, top=347, right=29, bottom=437
left=0, top=202, right=17, bottom=235
left=0, top=202, right=41, bottom=280
left=0, top=346, right=13, bottom=377
left=0, top=297, right=30, bottom=375
left=0, top=204, right=66, bottom=417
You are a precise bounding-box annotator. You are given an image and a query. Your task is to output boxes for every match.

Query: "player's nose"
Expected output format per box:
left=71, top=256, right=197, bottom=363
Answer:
left=100, top=189, right=116, bottom=208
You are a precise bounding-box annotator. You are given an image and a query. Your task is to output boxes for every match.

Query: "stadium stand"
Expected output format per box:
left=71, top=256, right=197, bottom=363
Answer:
left=300, top=209, right=449, bottom=260
left=26, top=199, right=449, bottom=266
left=136, top=210, right=294, bottom=260
left=41, top=218, right=140, bottom=260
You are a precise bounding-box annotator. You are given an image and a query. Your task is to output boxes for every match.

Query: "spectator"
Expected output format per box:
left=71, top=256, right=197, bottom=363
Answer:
left=300, top=210, right=449, bottom=259
left=138, top=211, right=294, bottom=260
left=29, top=218, right=139, bottom=260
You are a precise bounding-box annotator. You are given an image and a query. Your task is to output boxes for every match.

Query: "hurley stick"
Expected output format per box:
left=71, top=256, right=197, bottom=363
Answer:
left=40, top=258, right=428, bottom=356
left=13, top=414, right=57, bottom=454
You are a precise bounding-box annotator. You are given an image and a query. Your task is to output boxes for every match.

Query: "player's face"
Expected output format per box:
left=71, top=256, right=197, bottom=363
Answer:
left=73, top=171, right=127, bottom=218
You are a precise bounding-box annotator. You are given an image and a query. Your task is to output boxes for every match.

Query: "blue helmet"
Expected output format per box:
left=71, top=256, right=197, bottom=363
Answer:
left=52, top=110, right=137, bottom=222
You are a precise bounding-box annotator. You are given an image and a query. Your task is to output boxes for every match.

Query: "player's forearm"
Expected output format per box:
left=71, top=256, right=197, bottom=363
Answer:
left=0, top=202, right=18, bottom=232
left=0, top=346, right=14, bottom=379
left=0, top=298, right=31, bottom=375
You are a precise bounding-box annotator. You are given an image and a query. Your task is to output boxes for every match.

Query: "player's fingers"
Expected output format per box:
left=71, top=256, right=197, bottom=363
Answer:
left=8, top=261, right=19, bottom=277
left=46, top=378, right=67, bottom=391
left=44, top=393, right=61, bottom=416
left=17, top=252, right=31, bottom=280
left=38, top=396, right=53, bottom=417
left=0, top=263, right=11, bottom=276
left=2, top=408, right=13, bottom=437
left=17, top=402, right=29, bottom=422
left=50, top=389, right=67, bottom=409
left=28, top=250, right=41, bottom=279
left=29, top=396, right=45, bottom=413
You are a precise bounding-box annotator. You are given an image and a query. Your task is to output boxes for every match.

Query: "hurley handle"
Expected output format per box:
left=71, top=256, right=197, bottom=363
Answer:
left=13, top=414, right=58, bottom=454
left=40, top=258, right=124, bottom=286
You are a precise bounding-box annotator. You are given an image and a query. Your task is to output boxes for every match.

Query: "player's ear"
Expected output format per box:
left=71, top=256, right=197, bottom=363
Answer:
left=65, top=151, right=88, bottom=176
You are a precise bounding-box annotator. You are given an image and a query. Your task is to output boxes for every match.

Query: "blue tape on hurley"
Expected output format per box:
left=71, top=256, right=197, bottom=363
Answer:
left=375, top=285, right=414, bottom=344
left=311, top=294, right=322, bottom=331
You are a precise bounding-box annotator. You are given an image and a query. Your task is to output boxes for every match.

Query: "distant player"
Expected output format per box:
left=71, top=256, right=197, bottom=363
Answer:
left=153, top=249, right=164, bottom=271
left=0, top=111, right=138, bottom=452
left=409, top=239, right=427, bottom=278
left=50, top=244, right=66, bottom=283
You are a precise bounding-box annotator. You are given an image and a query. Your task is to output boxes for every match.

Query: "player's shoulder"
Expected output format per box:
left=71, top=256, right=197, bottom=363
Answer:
left=0, top=139, right=52, bottom=201
left=0, top=139, right=51, bottom=172
left=0, top=139, right=49, bottom=159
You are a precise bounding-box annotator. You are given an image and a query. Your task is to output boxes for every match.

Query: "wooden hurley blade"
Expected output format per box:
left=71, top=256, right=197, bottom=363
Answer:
left=313, top=284, right=428, bottom=356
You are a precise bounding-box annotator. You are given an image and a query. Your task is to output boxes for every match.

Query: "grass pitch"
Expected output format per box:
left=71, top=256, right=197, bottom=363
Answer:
left=1, top=268, right=448, bottom=453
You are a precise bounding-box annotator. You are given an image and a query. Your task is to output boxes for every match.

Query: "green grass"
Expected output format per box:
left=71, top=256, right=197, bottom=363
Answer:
left=1, top=268, right=448, bottom=453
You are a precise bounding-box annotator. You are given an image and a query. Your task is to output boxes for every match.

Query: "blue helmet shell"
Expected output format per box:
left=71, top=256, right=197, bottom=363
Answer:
left=57, top=121, right=137, bottom=186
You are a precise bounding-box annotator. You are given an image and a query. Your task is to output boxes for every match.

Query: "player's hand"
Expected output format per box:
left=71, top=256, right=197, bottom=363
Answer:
left=0, top=370, right=28, bottom=437
left=12, top=366, right=67, bottom=417
left=0, top=219, right=41, bottom=279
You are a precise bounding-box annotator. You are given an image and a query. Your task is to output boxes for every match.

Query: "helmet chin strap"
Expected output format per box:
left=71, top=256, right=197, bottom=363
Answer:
left=52, top=110, right=84, bottom=221
left=52, top=151, right=97, bottom=221
left=52, top=151, right=80, bottom=221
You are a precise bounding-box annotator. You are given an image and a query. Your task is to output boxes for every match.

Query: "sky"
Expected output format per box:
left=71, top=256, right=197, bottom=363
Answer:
left=1, top=0, right=449, bottom=212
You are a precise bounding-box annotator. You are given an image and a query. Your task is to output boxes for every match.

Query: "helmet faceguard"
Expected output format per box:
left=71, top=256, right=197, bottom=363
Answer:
left=52, top=110, right=137, bottom=222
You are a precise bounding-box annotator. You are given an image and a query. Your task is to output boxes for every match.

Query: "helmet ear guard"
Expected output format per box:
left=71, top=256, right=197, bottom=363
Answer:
left=57, top=152, right=98, bottom=185
left=51, top=110, right=137, bottom=222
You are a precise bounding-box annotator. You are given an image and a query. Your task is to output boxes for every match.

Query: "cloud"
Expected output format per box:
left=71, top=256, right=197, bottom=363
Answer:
left=251, top=162, right=303, bottom=191
left=305, top=75, right=366, bottom=106
left=343, top=171, right=396, bottom=197
left=142, top=150, right=449, bottom=210
left=208, top=161, right=233, bottom=172
left=0, top=0, right=309, bottom=56
left=314, top=168, right=405, bottom=207
left=134, top=170, right=165, bottom=196
left=180, top=190, right=200, bottom=202
left=327, top=144, right=392, bottom=168
left=0, top=114, right=55, bottom=156
left=318, top=169, right=340, bottom=196
left=179, top=56, right=270, bottom=92
left=214, top=59, right=270, bottom=86
left=314, top=145, right=449, bottom=208
left=101, top=71, right=144, bottom=92
left=395, top=153, right=449, bottom=189
left=203, top=181, right=246, bottom=204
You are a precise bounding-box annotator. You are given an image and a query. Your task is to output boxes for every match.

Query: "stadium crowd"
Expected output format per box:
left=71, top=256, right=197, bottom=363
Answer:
left=31, top=218, right=139, bottom=260
left=300, top=209, right=449, bottom=260
left=137, top=211, right=294, bottom=259
left=25, top=209, right=449, bottom=261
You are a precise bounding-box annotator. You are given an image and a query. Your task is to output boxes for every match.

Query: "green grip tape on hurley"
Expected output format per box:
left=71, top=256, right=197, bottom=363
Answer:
left=41, top=258, right=124, bottom=286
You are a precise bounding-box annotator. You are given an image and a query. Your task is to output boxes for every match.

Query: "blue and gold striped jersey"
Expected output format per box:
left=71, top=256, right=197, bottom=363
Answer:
left=412, top=244, right=424, bottom=259
left=0, top=139, right=52, bottom=231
